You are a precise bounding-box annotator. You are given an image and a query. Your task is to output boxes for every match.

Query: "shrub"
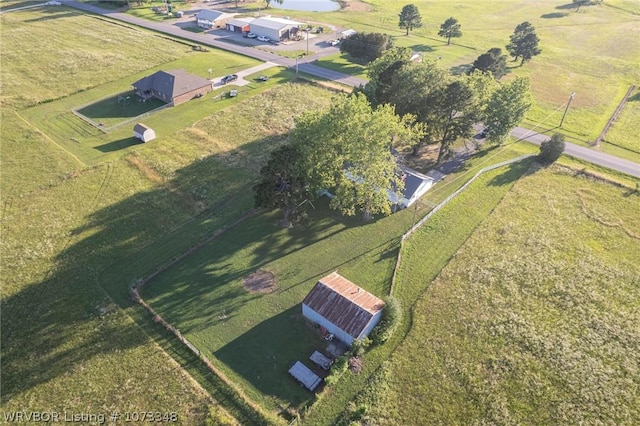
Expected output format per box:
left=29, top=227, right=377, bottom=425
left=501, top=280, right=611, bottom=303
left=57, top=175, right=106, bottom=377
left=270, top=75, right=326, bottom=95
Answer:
left=340, top=32, right=393, bottom=63
left=350, top=336, right=371, bottom=357
left=370, top=296, right=402, bottom=344
left=324, top=355, right=349, bottom=386
left=538, top=133, right=566, bottom=164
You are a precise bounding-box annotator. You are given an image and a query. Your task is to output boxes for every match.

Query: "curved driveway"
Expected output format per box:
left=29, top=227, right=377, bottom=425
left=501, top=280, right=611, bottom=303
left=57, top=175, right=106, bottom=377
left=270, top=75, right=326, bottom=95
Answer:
left=60, top=2, right=640, bottom=178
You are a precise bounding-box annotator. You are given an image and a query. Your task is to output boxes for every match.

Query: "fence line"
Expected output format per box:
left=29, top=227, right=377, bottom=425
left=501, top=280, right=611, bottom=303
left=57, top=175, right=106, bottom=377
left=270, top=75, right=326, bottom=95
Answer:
left=595, top=85, right=636, bottom=146
left=389, top=154, right=534, bottom=295
left=70, top=93, right=171, bottom=134
left=128, top=208, right=272, bottom=424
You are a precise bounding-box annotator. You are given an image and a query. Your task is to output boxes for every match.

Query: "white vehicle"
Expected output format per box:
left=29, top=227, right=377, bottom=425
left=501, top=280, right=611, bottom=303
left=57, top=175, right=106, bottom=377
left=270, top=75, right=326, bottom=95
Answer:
left=46, top=0, right=62, bottom=5
left=246, top=33, right=257, bottom=38
left=329, top=39, right=340, bottom=46
left=257, top=36, right=270, bottom=42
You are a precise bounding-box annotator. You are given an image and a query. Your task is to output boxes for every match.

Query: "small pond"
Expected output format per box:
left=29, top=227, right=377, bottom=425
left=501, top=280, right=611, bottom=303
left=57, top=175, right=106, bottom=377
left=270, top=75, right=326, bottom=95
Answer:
left=272, top=0, right=340, bottom=12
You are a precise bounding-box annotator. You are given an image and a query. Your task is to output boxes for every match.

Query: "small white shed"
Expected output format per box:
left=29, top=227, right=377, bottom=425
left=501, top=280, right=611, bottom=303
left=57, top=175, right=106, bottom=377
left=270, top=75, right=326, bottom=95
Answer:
left=133, top=123, right=156, bottom=142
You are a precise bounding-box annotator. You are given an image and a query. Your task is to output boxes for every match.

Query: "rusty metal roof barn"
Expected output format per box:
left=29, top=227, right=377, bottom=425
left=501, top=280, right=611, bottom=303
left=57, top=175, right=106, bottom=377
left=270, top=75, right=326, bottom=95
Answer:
left=302, top=272, right=385, bottom=344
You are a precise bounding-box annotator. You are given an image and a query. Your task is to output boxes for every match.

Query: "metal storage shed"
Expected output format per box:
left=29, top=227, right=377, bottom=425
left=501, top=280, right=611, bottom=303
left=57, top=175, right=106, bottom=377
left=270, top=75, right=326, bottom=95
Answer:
left=288, top=361, right=322, bottom=391
left=302, top=272, right=385, bottom=345
left=249, top=16, right=301, bottom=41
left=133, top=123, right=156, bottom=142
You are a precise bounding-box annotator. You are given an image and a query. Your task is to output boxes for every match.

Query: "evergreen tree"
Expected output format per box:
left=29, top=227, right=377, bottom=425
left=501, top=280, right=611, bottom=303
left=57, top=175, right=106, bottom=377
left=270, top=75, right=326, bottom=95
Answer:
left=438, top=17, right=462, bottom=45
left=506, top=22, right=541, bottom=65
left=398, top=4, right=423, bottom=36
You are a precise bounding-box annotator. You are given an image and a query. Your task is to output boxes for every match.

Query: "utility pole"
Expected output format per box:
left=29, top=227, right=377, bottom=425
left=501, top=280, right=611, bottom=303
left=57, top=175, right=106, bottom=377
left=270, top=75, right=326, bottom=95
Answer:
left=559, top=92, right=575, bottom=127
left=305, top=28, right=310, bottom=55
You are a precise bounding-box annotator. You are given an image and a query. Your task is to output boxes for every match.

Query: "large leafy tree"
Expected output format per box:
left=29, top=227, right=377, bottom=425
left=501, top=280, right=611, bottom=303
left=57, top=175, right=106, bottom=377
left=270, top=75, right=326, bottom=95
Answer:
left=388, top=61, right=447, bottom=155
left=470, top=47, right=508, bottom=79
left=364, top=54, right=502, bottom=161
left=484, top=77, right=533, bottom=144
left=398, top=4, right=423, bottom=36
left=432, top=79, right=482, bottom=164
left=291, top=94, right=422, bottom=221
left=506, top=21, right=541, bottom=65
left=253, top=144, right=310, bottom=227
left=340, top=32, right=394, bottom=63
left=363, top=47, right=414, bottom=107
left=438, top=17, right=462, bottom=45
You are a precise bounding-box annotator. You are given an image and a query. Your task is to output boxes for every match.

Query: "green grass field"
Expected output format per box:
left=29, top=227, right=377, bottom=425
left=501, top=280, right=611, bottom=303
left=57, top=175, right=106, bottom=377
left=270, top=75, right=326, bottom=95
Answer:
left=603, top=89, right=640, bottom=154
left=0, top=7, right=327, bottom=425
left=3, top=2, right=639, bottom=425
left=265, top=0, right=640, bottom=148
left=351, top=165, right=640, bottom=425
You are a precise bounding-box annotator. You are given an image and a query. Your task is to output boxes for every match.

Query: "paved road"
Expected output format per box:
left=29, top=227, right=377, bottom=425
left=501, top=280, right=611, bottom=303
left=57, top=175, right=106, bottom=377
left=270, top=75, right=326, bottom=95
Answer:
left=64, top=1, right=367, bottom=86
left=511, top=127, right=640, bottom=178
left=59, top=1, right=640, bottom=178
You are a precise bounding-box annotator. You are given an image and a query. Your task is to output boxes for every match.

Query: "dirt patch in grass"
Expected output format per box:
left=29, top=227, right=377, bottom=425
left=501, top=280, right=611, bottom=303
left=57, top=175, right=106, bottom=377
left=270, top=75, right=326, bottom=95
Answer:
left=242, top=270, right=276, bottom=293
left=340, top=0, right=373, bottom=12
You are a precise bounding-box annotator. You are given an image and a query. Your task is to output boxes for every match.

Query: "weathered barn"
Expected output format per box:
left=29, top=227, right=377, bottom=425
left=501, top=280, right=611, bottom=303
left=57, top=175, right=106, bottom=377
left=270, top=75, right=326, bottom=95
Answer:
left=133, top=123, right=156, bottom=142
left=132, top=69, right=212, bottom=106
left=196, top=10, right=235, bottom=29
left=249, top=16, right=301, bottom=41
left=288, top=361, right=322, bottom=391
left=302, top=272, right=385, bottom=346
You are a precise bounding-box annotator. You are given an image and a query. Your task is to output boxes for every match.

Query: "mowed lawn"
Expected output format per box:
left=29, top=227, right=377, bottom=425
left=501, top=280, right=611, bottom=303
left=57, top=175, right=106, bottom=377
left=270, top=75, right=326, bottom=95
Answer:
left=139, top=143, right=538, bottom=422
left=18, top=50, right=271, bottom=165
left=364, top=166, right=640, bottom=424
left=141, top=201, right=413, bottom=416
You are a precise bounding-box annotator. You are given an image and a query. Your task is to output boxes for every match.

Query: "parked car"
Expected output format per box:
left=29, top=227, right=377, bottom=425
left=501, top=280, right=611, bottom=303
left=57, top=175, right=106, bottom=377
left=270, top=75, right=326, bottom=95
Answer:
left=229, top=90, right=238, bottom=98
left=479, top=128, right=490, bottom=138
left=269, top=39, right=280, bottom=45
left=257, top=75, right=269, bottom=82
left=246, top=33, right=257, bottom=38
left=257, top=35, right=270, bottom=42
left=329, top=39, right=340, bottom=46
left=221, top=74, right=238, bottom=84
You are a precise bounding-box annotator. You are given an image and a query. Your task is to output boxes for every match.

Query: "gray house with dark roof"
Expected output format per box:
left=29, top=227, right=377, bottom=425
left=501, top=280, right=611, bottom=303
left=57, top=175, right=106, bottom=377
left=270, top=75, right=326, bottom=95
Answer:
left=390, top=166, right=435, bottom=209
left=132, top=69, right=212, bottom=106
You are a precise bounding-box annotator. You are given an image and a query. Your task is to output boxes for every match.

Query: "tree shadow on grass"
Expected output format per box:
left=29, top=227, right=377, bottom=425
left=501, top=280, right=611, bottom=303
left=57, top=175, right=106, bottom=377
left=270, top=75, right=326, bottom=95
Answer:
left=541, top=12, right=569, bottom=18
left=450, top=64, right=472, bottom=76
left=0, top=134, right=294, bottom=405
left=24, top=10, right=79, bottom=23
left=411, top=44, right=435, bottom=53
left=556, top=3, right=579, bottom=10
left=487, top=156, right=537, bottom=187
left=215, top=305, right=325, bottom=409
left=96, top=137, right=144, bottom=152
